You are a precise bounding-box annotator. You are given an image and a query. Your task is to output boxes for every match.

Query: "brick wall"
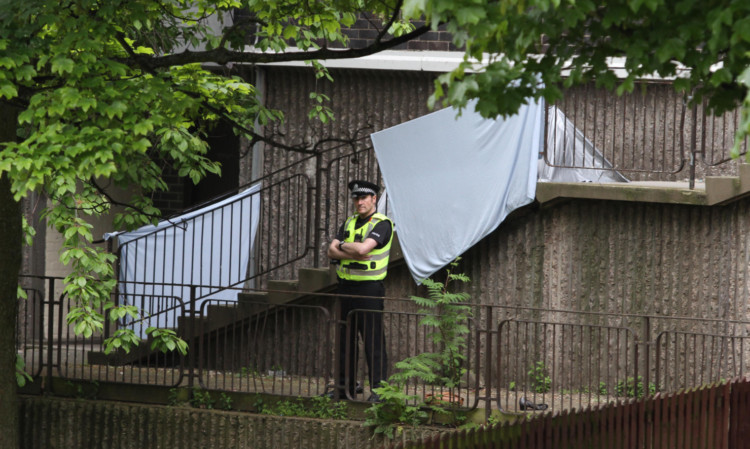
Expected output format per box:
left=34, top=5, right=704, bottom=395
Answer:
left=340, top=17, right=458, bottom=51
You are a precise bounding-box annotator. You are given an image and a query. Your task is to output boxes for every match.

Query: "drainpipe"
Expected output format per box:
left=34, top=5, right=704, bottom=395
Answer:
left=246, top=66, right=266, bottom=289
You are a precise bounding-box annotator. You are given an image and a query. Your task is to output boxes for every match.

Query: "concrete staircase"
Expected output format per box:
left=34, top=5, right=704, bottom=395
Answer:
left=88, top=233, right=405, bottom=367
left=88, top=268, right=337, bottom=366
left=536, top=164, right=750, bottom=207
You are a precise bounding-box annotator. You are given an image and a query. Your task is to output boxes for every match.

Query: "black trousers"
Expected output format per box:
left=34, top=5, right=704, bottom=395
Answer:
left=336, top=280, right=388, bottom=397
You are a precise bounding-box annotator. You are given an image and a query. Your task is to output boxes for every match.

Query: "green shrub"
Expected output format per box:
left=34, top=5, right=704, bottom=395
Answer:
left=614, top=376, right=656, bottom=398
left=257, top=396, right=347, bottom=420
left=528, top=361, right=551, bottom=393
left=364, top=382, right=427, bottom=439
left=366, top=259, right=472, bottom=438
left=189, top=387, right=215, bottom=409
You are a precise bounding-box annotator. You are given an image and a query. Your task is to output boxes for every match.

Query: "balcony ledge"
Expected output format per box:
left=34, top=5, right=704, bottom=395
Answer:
left=536, top=180, right=707, bottom=206
left=536, top=164, right=750, bottom=207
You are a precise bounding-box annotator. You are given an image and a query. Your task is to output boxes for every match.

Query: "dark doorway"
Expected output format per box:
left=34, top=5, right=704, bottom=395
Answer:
left=184, top=121, right=240, bottom=209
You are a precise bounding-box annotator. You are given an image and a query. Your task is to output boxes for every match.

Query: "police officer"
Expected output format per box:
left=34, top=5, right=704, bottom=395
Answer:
left=327, top=180, right=393, bottom=401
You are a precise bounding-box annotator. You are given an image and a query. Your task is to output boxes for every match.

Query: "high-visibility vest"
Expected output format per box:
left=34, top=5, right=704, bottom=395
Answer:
left=336, top=213, right=393, bottom=281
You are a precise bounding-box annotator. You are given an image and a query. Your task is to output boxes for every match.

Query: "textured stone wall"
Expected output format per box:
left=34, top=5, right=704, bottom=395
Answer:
left=18, top=395, right=440, bottom=449
left=384, top=197, right=750, bottom=326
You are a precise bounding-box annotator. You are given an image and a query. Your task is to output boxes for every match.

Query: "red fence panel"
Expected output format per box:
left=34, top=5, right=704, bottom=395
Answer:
left=392, top=379, right=746, bottom=449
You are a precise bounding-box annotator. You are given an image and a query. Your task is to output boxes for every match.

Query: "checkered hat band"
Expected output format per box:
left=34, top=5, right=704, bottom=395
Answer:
left=351, top=187, right=376, bottom=196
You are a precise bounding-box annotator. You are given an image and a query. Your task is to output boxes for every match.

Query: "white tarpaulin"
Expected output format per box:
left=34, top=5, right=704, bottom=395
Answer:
left=539, top=106, right=629, bottom=183
left=104, top=183, right=261, bottom=334
left=371, top=100, right=542, bottom=283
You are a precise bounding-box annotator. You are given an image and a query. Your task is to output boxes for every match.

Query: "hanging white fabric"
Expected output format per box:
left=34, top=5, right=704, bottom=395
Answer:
left=104, top=183, right=261, bottom=335
left=538, top=106, right=629, bottom=183
left=371, top=100, right=542, bottom=284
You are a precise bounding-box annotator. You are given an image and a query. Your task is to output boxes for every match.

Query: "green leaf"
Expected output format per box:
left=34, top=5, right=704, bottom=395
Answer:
left=50, top=56, right=75, bottom=74
left=710, top=67, right=733, bottom=87
left=0, top=82, right=17, bottom=98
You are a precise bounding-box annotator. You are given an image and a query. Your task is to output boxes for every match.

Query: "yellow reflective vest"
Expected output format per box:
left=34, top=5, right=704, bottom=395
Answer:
left=336, top=213, right=393, bottom=281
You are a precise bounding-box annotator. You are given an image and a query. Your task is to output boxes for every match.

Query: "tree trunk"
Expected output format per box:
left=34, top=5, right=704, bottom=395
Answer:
left=0, top=107, right=22, bottom=449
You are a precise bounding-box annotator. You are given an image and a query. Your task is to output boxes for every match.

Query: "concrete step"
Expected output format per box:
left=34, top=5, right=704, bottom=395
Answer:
left=205, top=303, right=252, bottom=331
left=87, top=333, right=176, bottom=367
left=87, top=341, right=151, bottom=366
left=237, top=291, right=269, bottom=304
left=266, top=280, right=299, bottom=304
left=705, top=176, right=742, bottom=205
left=177, top=315, right=209, bottom=339
left=297, top=267, right=336, bottom=294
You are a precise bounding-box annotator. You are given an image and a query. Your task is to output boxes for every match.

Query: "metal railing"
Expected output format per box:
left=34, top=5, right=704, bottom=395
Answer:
left=545, top=81, right=749, bottom=184
left=17, top=277, right=750, bottom=416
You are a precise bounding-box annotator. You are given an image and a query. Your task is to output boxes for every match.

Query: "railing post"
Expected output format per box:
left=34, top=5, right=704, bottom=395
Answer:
left=484, top=305, right=493, bottom=419
left=331, top=293, right=342, bottom=399
left=187, top=284, right=197, bottom=389
left=44, top=277, right=55, bottom=391
left=105, top=237, right=115, bottom=341
left=643, top=315, right=651, bottom=395
left=313, top=151, right=323, bottom=268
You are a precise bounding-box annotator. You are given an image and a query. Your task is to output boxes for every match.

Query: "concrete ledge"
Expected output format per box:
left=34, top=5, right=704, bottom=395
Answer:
left=19, top=393, right=442, bottom=449
left=536, top=181, right=708, bottom=206
left=536, top=164, right=750, bottom=206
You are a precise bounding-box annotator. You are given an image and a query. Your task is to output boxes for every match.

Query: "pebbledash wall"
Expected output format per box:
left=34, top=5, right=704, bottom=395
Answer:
left=17, top=396, right=441, bottom=449
left=255, top=63, right=750, bottom=323
left=404, top=196, right=750, bottom=320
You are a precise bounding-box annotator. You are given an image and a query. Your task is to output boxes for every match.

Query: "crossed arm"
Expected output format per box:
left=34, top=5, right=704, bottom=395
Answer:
left=327, top=237, right=377, bottom=260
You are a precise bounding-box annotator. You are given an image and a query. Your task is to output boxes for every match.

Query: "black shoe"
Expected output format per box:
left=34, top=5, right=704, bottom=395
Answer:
left=519, top=397, right=548, bottom=411
left=322, top=387, right=354, bottom=400
left=325, top=382, right=363, bottom=395
left=367, top=393, right=382, bottom=403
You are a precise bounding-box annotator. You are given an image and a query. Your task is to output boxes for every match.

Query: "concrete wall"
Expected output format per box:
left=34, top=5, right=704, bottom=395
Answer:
left=18, top=395, right=441, bottom=449
left=382, top=196, right=750, bottom=325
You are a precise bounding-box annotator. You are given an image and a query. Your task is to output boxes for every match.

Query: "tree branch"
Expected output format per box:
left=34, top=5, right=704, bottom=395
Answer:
left=138, top=24, right=431, bottom=68
left=88, top=179, right=162, bottom=221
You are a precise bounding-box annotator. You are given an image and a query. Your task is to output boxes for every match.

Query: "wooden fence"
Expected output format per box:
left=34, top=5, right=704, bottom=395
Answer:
left=390, top=377, right=750, bottom=449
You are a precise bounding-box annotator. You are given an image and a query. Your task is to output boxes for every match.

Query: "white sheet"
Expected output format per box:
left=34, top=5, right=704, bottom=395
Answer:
left=539, top=106, right=629, bottom=183
left=104, top=183, right=261, bottom=334
left=371, top=100, right=541, bottom=283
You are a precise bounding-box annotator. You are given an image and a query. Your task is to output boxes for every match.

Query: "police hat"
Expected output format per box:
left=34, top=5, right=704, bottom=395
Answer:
left=348, top=180, right=379, bottom=198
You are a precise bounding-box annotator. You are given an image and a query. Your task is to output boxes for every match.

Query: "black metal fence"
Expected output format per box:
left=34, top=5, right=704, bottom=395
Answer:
left=16, top=276, right=750, bottom=416
left=545, top=81, right=749, bottom=182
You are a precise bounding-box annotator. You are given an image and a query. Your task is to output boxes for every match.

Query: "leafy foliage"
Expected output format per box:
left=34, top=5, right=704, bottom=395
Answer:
left=189, top=387, right=216, bottom=409
left=363, top=382, right=427, bottom=439
left=527, top=361, right=551, bottom=394
left=614, top=376, right=657, bottom=398
left=145, top=327, right=189, bottom=355
left=15, top=355, right=31, bottom=387
left=366, top=259, right=471, bottom=438
left=0, top=0, right=426, bottom=360
left=255, top=395, right=348, bottom=420
left=402, top=0, right=750, bottom=140
left=391, top=258, right=471, bottom=390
